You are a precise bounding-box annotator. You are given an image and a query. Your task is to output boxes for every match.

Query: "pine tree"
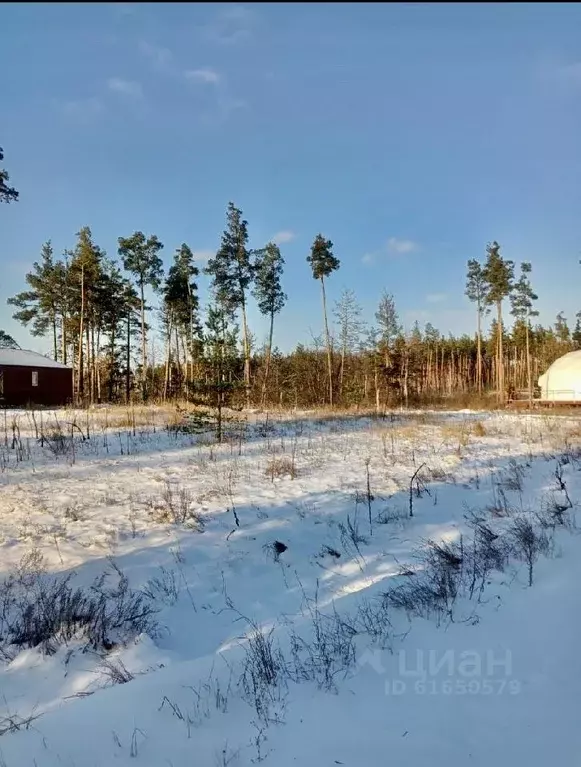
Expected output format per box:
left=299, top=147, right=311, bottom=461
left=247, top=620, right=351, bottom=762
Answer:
left=510, top=262, right=538, bottom=403
left=0, top=330, right=18, bottom=348
left=375, top=291, right=401, bottom=399
left=252, top=242, right=287, bottom=406
left=554, top=311, right=570, bottom=344
left=572, top=312, right=581, bottom=350
left=8, top=241, right=64, bottom=360
left=206, top=203, right=254, bottom=408
left=482, top=241, right=514, bottom=403
left=307, top=234, right=340, bottom=406
left=69, top=227, right=105, bottom=400
left=162, top=244, right=200, bottom=398
left=201, top=301, right=240, bottom=442
left=0, top=147, right=18, bottom=204
left=120, top=282, right=142, bottom=403
left=333, top=288, right=365, bottom=399
left=465, top=259, right=488, bottom=394
left=118, top=231, right=164, bottom=401
left=98, top=260, right=138, bottom=402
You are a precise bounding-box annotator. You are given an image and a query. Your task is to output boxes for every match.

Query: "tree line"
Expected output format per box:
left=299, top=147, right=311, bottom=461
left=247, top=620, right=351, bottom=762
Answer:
left=2, top=145, right=579, bottom=410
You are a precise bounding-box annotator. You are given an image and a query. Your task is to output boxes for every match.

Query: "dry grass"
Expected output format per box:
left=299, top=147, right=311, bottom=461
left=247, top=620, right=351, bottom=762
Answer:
left=440, top=423, right=472, bottom=447
left=265, top=456, right=297, bottom=480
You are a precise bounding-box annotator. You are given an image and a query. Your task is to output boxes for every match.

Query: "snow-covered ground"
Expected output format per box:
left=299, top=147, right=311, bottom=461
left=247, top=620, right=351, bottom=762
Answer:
left=0, top=406, right=580, bottom=766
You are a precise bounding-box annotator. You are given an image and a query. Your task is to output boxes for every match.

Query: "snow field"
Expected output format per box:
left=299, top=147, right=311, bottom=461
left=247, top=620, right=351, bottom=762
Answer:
left=0, top=406, right=580, bottom=766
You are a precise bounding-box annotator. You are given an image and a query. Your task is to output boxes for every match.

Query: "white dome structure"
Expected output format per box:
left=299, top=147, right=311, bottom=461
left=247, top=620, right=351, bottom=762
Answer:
left=538, top=350, right=581, bottom=402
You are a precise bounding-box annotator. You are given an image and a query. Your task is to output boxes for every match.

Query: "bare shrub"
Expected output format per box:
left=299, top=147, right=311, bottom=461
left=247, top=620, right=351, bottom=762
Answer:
left=99, top=657, right=135, bottom=685
left=386, top=538, right=464, bottom=623
left=239, top=622, right=286, bottom=723
left=472, top=420, right=487, bottom=437
left=288, top=600, right=357, bottom=691
left=356, top=596, right=392, bottom=648
left=184, top=666, right=233, bottom=727
left=465, top=520, right=509, bottom=599
left=375, top=505, right=408, bottom=526
left=338, top=513, right=367, bottom=560
left=0, top=562, right=158, bottom=655
left=486, top=484, right=513, bottom=518
left=42, top=427, right=73, bottom=457
left=142, top=566, right=179, bottom=606
left=265, top=456, right=297, bottom=480
left=318, top=544, right=341, bottom=559
left=541, top=493, right=575, bottom=530
left=158, top=481, right=205, bottom=529
left=498, top=459, right=526, bottom=493
left=429, top=465, right=453, bottom=482
left=508, top=516, right=551, bottom=587
left=0, top=710, right=43, bottom=737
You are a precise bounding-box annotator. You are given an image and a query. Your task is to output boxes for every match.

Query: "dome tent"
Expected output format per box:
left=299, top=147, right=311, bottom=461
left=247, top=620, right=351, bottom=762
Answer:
left=538, top=350, right=581, bottom=402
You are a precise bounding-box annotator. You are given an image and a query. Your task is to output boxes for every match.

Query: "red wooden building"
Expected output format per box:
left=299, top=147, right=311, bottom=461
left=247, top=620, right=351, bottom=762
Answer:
left=0, top=349, right=73, bottom=407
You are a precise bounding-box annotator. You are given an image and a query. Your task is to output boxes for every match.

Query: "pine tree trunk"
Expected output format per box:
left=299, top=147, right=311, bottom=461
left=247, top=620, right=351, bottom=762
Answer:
left=320, top=276, right=334, bottom=407
left=96, top=327, right=102, bottom=404
left=187, top=285, right=194, bottom=402
left=52, top=317, right=58, bottom=361
left=90, top=323, right=96, bottom=404
left=174, top=324, right=181, bottom=396
left=86, top=323, right=91, bottom=404
left=403, top=350, right=409, bottom=408
left=476, top=304, right=482, bottom=395
left=108, top=328, right=116, bottom=402
left=339, top=342, right=346, bottom=399
left=126, top=311, right=131, bottom=404
left=77, top=264, right=85, bottom=400
left=140, top=281, right=147, bottom=402
left=526, top=322, right=532, bottom=406
left=163, top=317, right=173, bottom=401
left=61, top=315, right=67, bottom=365
left=497, top=301, right=504, bottom=404
left=240, top=295, right=251, bottom=409
left=261, top=310, right=275, bottom=407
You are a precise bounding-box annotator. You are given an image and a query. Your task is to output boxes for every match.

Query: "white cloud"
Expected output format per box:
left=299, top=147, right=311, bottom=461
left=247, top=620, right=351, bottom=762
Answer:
left=139, top=40, right=174, bottom=72
left=387, top=237, right=419, bottom=255
left=272, top=230, right=295, bottom=245
left=184, top=68, right=221, bottom=85
left=426, top=293, right=448, bottom=304
left=361, top=253, right=376, bottom=266
left=192, top=249, right=214, bottom=264
left=107, top=78, right=143, bottom=99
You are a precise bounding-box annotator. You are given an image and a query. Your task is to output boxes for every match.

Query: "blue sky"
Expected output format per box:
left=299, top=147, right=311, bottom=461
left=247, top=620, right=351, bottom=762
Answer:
left=1, top=2, right=581, bottom=354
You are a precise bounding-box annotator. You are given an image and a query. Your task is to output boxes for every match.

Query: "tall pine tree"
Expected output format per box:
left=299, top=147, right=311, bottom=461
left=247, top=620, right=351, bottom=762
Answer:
left=465, top=259, right=488, bottom=395
left=307, top=234, right=340, bottom=406
left=333, top=288, right=365, bottom=399
left=8, top=241, right=64, bottom=360
left=482, top=241, right=514, bottom=403
left=510, top=262, right=538, bottom=403
left=118, top=231, right=164, bottom=401
left=252, top=241, right=287, bottom=405
left=162, top=244, right=200, bottom=398
left=205, top=203, right=254, bottom=408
